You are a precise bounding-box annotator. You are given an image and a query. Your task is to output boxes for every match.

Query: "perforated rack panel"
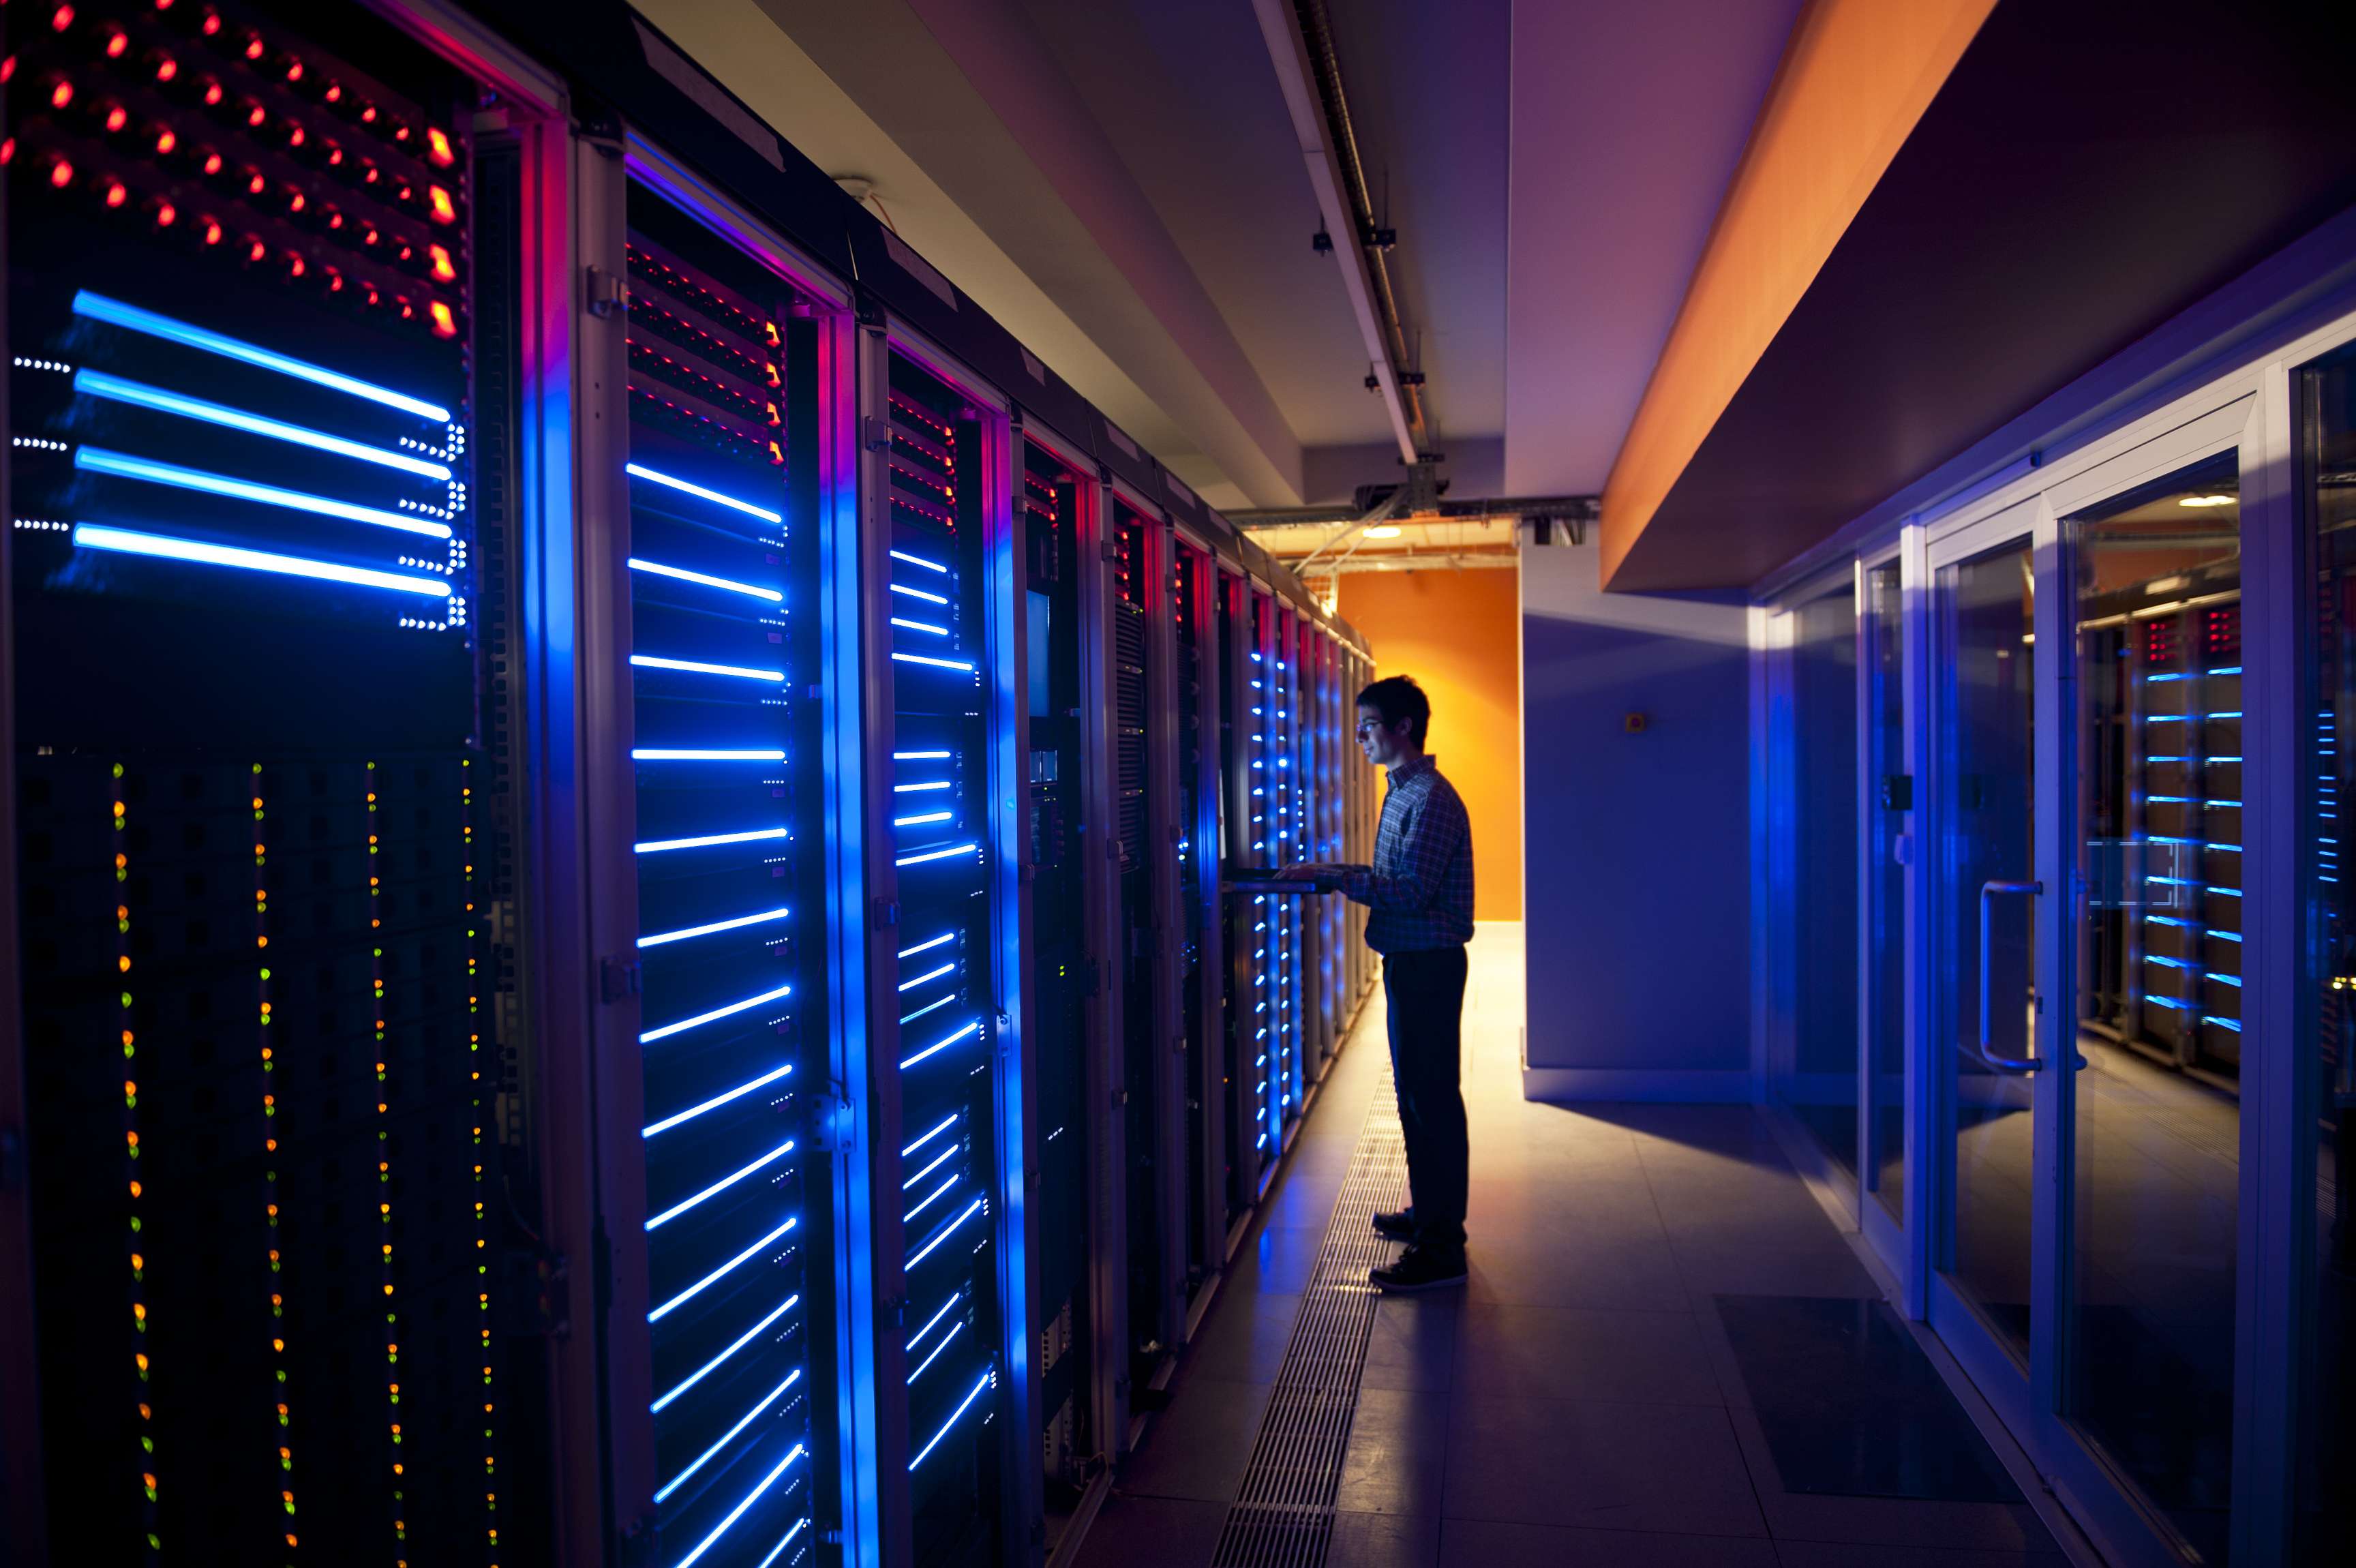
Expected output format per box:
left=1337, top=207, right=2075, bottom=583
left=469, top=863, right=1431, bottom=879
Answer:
left=7, top=3, right=502, bottom=1562
left=619, top=183, right=831, bottom=1568
left=883, top=352, right=1003, bottom=1568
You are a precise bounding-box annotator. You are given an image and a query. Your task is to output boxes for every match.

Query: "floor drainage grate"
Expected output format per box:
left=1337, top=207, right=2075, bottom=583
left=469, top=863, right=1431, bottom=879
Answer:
left=1210, top=1067, right=1408, bottom=1568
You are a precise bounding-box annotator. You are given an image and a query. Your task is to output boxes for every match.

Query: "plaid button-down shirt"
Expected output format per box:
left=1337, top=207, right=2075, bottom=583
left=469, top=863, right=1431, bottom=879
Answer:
left=1338, top=754, right=1474, bottom=953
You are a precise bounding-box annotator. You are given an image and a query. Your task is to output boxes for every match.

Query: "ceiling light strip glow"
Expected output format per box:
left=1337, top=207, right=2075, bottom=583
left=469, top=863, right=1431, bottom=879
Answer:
left=640, top=983, right=794, bottom=1044
left=650, top=1216, right=799, bottom=1323
left=75, top=448, right=455, bottom=539
left=632, top=749, right=787, bottom=762
left=646, top=1139, right=798, bottom=1231
left=640, top=907, right=793, bottom=948
left=625, top=462, right=784, bottom=524
left=627, top=556, right=783, bottom=601
left=644, top=1064, right=794, bottom=1137
left=72, top=290, right=453, bottom=421
left=652, top=1294, right=802, bottom=1415
left=72, top=524, right=452, bottom=597
left=74, top=370, right=453, bottom=479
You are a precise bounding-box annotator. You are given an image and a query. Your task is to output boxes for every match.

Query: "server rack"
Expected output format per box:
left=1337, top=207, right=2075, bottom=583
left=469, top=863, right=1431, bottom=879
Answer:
left=1, top=6, right=1384, bottom=1567
left=3, top=3, right=537, bottom=1561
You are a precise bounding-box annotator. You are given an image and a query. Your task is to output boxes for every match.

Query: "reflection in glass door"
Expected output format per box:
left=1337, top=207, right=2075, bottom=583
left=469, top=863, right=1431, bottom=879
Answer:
left=1864, top=560, right=1908, bottom=1223
left=1937, top=532, right=2039, bottom=1363
left=2066, top=455, right=2243, bottom=1562
left=1777, top=584, right=1862, bottom=1177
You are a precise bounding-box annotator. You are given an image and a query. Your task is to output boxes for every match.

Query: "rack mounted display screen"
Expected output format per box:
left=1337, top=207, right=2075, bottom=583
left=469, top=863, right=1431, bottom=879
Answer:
left=7, top=3, right=508, bottom=1563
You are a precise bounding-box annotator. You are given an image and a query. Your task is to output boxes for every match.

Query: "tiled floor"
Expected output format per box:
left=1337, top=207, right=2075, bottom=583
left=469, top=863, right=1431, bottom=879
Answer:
left=1070, top=924, right=2069, bottom=1568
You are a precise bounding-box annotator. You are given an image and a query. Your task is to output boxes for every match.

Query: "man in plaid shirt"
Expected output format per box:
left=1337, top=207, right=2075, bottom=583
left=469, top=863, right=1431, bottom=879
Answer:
left=1280, top=674, right=1473, bottom=1291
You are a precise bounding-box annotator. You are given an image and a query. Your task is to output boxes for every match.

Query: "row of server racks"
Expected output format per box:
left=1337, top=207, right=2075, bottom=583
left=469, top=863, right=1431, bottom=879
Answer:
left=0, top=3, right=1381, bottom=1567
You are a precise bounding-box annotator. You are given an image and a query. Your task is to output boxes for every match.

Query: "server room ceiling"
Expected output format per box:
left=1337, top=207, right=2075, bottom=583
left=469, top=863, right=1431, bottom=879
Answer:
left=632, top=0, right=1806, bottom=517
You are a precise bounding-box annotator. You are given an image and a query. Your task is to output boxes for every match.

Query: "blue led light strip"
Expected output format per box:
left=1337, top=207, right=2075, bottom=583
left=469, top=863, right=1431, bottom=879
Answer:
left=906, top=1198, right=984, bottom=1269
left=901, top=1021, right=980, bottom=1070
left=75, top=448, right=455, bottom=539
left=902, top=1117, right=958, bottom=1158
left=655, top=1373, right=804, bottom=1503
left=909, top=1370, right=995, bottom=1469
left=628, top=556, right=783, bottom=602
left=900, top=995, right=955, bottom=1025
left=650, top=1216, right=799, bottom=1323
left=907, top=1293, right=961, bottom=1350
left=640, top=907, right=792, bottom=948
left=907, top=1320, right=965, bottom=1384
left=652, top=1295, right=801, bottom=1415
left=894, top=811, right=953, bottom=828
left=639, top=982, right=794, bottom=1044
left=635, top=826, right=787, bottom=854
left=626, top=462, right=784, bottom=524
left=890, top=582, right=949, bottom=605
left=74, top=371, right=453, bottom=479
left=890, top=548, right=949, bottom=574
left=72, top=524, right=452, bottom=597
left=646, top=1139, right=799, bottom=1231
left=898, top=962, right=957, bottom=993
left=896, top=843, right=979, bottom=866
left=892, top=652, right=977, bottom=672
left=72, top=290, right=453, bottom=421
left=895, top=781, right=952, bottom=794
left=903, top=1145, right=956, bottom=1190
left=674, top=1444, right=809, bottom=1568
left=633, top=749, right=786, bottom=762
left=897, top=932, right=956, bottom=958
left=891, top=617, right=950, bottom=636
left=905, top=1175, right=961, bottom=1224
left=756, top=1522, right=811, bottom=1568
left=644, top=1064, right=794, bottom=1138
left=631, top=654, right=785, bottom=682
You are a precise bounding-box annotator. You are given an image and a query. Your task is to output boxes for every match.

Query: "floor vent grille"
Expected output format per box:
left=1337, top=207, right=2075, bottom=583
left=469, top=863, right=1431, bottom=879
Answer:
left=1210, top=1069, right=1406, bottom=1568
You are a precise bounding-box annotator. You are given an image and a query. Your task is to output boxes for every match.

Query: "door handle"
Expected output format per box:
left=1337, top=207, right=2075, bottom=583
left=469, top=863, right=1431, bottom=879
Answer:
left=1978, top=879, right=2043, bottom=1073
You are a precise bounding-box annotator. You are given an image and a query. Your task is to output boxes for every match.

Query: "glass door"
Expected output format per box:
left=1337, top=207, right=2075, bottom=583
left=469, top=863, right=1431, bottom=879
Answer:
left=2059, top=451, right=2246, bottom=1563
left=1928, top=507, right=2046, bottom=1385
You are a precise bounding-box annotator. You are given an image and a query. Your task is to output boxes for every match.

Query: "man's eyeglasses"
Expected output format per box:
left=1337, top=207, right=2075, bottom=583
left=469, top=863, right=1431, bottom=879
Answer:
left=1354, top=719, right=1382, bottom=736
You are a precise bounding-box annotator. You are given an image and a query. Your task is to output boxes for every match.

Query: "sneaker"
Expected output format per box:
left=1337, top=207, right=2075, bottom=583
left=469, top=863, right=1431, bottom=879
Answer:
left=1371, top=1207, right=1415, bottom=1241
left=1370, top=1246, right=1467, bottom=1293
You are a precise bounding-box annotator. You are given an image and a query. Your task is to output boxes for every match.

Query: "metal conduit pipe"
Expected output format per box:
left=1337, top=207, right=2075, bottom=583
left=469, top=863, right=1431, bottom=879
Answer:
left=1290, top=0, right=1430, bottom=451
left=1231, top=494, right=1601, bottom=528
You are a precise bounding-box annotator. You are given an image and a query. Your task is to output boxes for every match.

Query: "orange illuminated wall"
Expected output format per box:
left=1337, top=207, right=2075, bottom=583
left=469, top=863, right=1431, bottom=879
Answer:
left=1336, top=568, right=1522, bottom=920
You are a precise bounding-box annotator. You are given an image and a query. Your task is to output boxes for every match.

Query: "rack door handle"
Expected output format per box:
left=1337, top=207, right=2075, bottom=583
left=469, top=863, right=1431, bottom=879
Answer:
left=1978, top=879, right=2044, bottom=1073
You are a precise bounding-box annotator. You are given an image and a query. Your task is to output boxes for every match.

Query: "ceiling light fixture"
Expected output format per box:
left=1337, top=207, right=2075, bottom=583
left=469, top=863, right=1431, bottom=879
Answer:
left=1363, top=525, right=1401, bottom=539
left=2177, top=494, right=2236, bottom=508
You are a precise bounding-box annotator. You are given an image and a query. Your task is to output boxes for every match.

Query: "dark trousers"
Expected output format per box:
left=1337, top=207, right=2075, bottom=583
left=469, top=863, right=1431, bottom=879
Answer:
left=1383, top=946, right=1470, bottom=1255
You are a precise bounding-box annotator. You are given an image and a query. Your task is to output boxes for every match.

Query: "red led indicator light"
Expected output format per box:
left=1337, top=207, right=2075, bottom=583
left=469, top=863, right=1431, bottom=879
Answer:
left=200, top=10, right=220, bottom=36
left=154, top=128, right=176, bottom=154
left=105, top=181, right=129, bottom=209
left=425, top=127, right=455, bottom=168
left=245, top=237, right=266, bottom=264
left=104, top=105, right=130, bottom=134
left=202, top=81, right=223, bottom=106
left=426, top=185, right=457, bottom=225
left=52, top=7, right=77, bottom=35
left=286, top=190, right=305, bottom=213
left=0, top=140, right=14, bottom=166
left=50, top=79, right=76, bottom=110
left=243, top=34, right=265, bottom=61
left=359, top=104, right=378, bottom=124
left=323, top=82, right=342, bottom=104
left=286, top=125, right=305, bottom=148
left=1, top=58, right=14, bottom=85
left=153, top=56, right=177, bottom=82
left=200, top=151, right=222, bottom=176
left=285, top=60, right=303, bottom=83
left=427, top=245, right=457, bottom=284
left=200, top=217, right=223, bottom=245
left=245, top=170, right=265, bottom=195
left=153, top=200, right=177, bottom=226
left=245, top=103, right=267, bottom=128
left=285, top=253, right=305, bottom=279
left=50, top=157, right=76, bottom=188
left=106, top=30, right=130, bottom=58
left=323, top=267, right=344, bottom=293
left=428, top=300, right=457, bottom=340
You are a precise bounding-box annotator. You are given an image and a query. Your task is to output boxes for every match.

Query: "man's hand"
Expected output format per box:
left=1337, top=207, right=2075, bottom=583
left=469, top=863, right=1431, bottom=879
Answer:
left=1273, top=862, right=1340, bottom=890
